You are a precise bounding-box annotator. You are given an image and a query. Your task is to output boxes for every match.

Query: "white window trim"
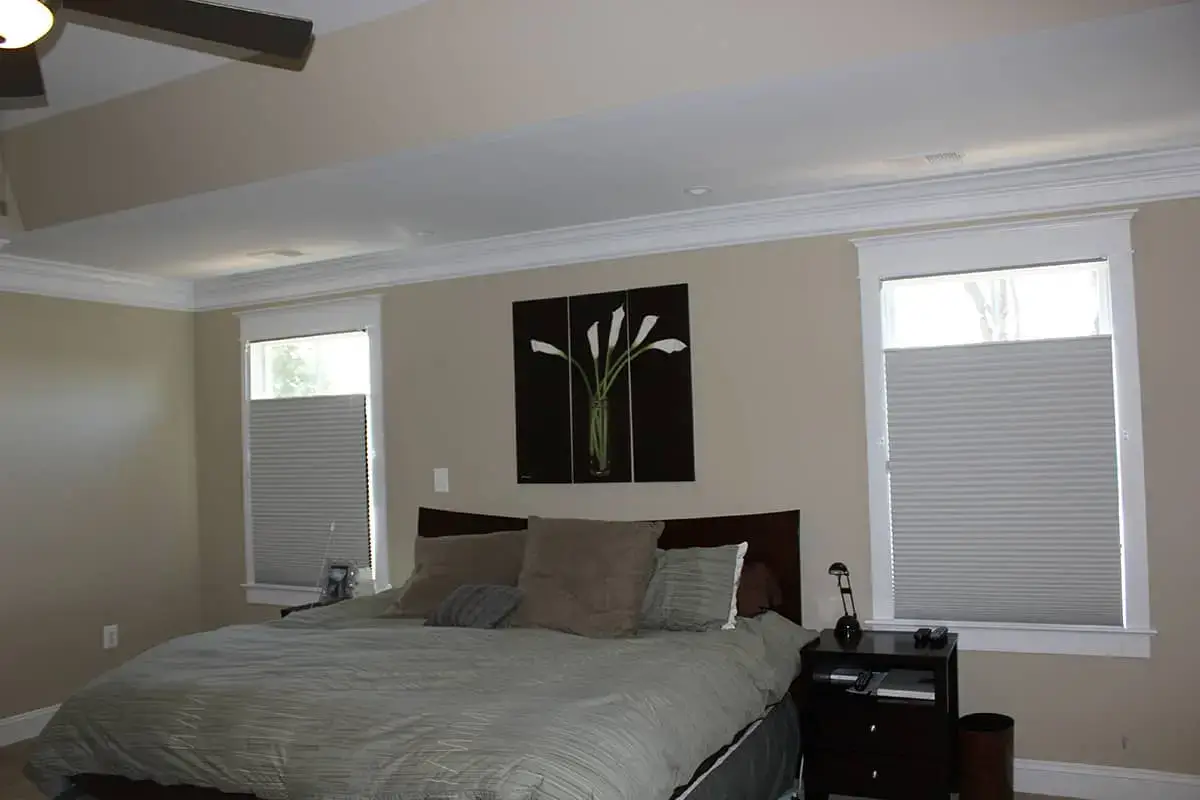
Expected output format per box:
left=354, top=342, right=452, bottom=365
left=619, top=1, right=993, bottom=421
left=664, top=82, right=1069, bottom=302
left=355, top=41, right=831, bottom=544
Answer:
left=237, top=295, right=390, bottom=605
left=852, top=211, right=1153, bottom=657
left=241, top=583, right=322, bottom=608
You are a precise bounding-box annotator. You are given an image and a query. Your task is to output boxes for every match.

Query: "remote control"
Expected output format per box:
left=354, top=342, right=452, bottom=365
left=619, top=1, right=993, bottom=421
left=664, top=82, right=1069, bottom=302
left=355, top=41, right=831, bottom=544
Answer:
left=929, top=626, right=949, bottom=648
left=913, top=627, right=931, bottom=647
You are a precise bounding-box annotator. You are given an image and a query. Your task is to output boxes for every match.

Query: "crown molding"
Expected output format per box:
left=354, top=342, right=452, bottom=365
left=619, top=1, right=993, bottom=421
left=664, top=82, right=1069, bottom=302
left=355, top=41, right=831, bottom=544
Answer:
left=192, top=145, right=1200, bottom=310
left=850, top=208, right=1138, bottom=249
left=0, top=253, right=193, bottom=310
left=5, top=146, right=1199, bottom=312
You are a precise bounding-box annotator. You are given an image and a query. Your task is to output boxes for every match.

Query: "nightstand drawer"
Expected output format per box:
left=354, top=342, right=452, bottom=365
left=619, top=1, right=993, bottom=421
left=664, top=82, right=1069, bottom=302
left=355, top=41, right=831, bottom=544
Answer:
left=807, top=696, right=943, bottom=756
left=804, top=753, right=948, bottom=799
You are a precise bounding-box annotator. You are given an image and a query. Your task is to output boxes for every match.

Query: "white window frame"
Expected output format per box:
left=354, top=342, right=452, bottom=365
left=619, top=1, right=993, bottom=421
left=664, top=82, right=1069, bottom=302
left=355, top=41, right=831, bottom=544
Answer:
left=237, top=295, right=389, bottom=607
left=853, top=211, right=1154, bottom=658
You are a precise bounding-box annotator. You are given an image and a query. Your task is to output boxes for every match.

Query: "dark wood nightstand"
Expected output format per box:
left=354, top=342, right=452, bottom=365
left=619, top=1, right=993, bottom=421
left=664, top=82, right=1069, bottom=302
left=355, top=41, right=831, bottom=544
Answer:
left=799, top=629, right=959, bottom=800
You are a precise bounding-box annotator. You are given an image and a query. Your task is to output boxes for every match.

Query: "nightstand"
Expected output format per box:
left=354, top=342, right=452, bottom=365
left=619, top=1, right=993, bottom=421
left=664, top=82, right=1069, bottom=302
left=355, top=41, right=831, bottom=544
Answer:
left=799, top=629, right=959, bottom=800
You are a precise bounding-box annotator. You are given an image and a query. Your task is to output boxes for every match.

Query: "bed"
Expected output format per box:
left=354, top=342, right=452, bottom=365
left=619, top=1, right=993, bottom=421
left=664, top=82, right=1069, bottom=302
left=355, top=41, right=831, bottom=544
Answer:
left=26, top=508, right=812, bottom=800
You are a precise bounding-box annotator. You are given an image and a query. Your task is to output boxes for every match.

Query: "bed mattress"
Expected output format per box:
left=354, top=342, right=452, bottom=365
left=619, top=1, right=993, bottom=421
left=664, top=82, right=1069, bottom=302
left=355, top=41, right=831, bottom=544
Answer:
left=28, top=600, right=815, bottom=800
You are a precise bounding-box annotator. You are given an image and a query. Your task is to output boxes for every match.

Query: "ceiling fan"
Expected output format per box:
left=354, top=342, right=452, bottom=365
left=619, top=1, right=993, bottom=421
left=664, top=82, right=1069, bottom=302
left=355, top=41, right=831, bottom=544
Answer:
left=0, top=0, right=315, bottom=100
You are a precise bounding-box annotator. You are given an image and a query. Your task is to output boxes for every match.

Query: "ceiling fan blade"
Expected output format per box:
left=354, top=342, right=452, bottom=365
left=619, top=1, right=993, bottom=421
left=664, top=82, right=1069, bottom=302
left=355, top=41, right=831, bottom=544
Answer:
left=0, top=46, right=46, bottom=99
left=62, top=0, right=314, bottom=60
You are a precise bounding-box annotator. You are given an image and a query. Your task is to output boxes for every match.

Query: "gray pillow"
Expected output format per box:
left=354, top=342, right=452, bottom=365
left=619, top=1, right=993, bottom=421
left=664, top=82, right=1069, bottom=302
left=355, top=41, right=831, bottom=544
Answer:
left=640, top=542, right=748, bottom=632
left=425, top=584, right=525, bottom=629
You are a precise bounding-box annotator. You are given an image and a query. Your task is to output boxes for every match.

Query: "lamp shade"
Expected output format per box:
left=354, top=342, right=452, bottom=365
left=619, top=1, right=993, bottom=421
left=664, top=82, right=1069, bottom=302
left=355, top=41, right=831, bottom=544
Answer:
left=0, top=0, right=54, bottom=50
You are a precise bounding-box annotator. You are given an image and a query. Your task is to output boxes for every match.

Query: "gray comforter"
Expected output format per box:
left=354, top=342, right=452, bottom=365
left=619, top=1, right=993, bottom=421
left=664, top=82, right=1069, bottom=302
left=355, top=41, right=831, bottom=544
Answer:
left=28, top=598, right=815, bottom=800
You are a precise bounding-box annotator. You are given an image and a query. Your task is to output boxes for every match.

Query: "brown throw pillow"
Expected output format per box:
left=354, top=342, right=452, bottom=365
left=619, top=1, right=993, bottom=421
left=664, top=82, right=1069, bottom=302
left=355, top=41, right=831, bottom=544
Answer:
left=386, top=529, right=527, bottom=618
left=513, top=516, right=663, bottom=637
left=737, top=561, right=783, bottom=617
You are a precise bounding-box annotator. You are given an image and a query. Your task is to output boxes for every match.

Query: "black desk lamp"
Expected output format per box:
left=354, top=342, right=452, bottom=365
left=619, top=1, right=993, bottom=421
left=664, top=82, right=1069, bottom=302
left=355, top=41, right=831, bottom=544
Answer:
left=828, top=562, right=863, bottom=643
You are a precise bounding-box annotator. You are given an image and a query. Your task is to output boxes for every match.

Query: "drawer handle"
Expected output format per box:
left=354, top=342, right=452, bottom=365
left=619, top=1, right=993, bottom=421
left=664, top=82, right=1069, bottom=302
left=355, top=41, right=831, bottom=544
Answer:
left=872, top=769, right=878, bottom=779
left=869, top=723, right=877, bottom=733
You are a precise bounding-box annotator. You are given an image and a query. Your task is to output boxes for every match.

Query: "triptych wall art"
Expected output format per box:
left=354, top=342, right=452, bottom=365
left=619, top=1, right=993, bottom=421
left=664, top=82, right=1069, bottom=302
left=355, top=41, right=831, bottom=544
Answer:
left=513, top=283, right=695, bottom=483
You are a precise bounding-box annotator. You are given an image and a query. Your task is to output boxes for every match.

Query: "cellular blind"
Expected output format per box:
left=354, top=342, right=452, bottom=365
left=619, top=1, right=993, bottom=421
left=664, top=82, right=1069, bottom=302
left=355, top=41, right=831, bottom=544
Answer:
left=884, top=336, right=1123, bottom=625
left=248, top=395, right=370, bottom=588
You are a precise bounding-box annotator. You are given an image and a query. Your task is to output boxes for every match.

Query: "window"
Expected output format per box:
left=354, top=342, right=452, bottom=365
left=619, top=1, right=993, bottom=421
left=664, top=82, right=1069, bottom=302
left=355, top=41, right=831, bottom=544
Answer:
left=238, top=297, right=388, bottom=606
left=855, top=213, right=1152, bottom=657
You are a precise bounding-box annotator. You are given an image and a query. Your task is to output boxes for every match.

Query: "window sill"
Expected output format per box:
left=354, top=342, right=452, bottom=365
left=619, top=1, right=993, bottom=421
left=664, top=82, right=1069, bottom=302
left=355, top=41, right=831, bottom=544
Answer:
left=243, top=579, right=390, bottom=607
left=864, top=619, right=1155, bottom=658
left=243, top=584, right=320, bottom=606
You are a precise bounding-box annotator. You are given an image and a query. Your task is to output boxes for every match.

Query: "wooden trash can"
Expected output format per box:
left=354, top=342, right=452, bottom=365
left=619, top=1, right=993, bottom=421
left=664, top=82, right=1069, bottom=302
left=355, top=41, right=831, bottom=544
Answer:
left=959, top=713, right=1015, bottom=800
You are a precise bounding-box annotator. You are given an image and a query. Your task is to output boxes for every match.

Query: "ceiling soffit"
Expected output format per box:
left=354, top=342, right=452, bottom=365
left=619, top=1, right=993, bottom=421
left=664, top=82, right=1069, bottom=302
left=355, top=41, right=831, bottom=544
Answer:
left=1, top=0, right=1183, bottom=229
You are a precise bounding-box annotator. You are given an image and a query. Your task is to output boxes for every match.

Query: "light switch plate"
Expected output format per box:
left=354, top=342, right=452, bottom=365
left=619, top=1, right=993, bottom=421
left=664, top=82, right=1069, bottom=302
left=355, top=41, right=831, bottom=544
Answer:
left=433, top=468, right=449, bottom=493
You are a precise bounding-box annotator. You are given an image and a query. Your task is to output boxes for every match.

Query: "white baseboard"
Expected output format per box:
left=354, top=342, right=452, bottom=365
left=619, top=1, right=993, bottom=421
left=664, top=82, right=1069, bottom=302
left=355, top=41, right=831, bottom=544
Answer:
left=1017, top=759, right=1200, bottom=799
left=0, top=705, right=59, bottom=748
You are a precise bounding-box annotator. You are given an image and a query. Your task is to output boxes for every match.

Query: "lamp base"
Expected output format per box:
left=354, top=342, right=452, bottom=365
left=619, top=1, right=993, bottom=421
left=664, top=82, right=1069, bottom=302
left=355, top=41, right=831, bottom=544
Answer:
left=835, top=615, right=863, bottom=643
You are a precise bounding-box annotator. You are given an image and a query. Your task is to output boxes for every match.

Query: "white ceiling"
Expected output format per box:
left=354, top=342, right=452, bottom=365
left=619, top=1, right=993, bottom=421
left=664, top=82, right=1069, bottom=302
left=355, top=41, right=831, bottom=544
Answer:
left=0, top=0, right=429, bottom=131
left=5, top=1, right=1200, bottom=277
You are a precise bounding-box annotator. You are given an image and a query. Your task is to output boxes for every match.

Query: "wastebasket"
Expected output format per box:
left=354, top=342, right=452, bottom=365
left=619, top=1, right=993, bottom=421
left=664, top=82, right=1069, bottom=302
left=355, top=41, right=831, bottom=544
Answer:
left=959, top=712, right=1014, bottom=800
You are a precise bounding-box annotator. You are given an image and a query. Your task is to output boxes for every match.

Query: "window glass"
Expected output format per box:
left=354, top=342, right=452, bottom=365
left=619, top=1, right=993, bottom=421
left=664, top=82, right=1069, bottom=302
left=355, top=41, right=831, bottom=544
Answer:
left=882, top=260, right=1110, bottom=350
left=248, top=331, right=370, bottom=400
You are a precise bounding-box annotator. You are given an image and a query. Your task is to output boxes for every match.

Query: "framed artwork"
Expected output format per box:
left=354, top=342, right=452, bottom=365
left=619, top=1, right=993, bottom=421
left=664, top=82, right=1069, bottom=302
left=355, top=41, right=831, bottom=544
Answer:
left=513, top=283, right=694, bottom=483
left=319, top=561, right=358, bottom=601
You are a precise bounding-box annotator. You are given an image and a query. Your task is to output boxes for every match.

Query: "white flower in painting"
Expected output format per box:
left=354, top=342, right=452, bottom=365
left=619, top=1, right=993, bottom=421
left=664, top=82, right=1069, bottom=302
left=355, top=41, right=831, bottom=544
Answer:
left=632, top=315, right=658, bottom=348
left=586, top=321, right=600, bottom=360
left=528, top=303, right=687, bottom=478
left=607, top=306, right=625, bottom=351
left=646, top=338, right=687, bottom=354
left=530, top=340, right=566, bottom=358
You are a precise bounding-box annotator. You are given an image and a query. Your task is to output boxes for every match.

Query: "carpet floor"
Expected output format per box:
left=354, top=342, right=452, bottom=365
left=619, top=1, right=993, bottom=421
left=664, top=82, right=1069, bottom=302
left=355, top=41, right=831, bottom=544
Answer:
left=1, top=740, right=1064, bottom=800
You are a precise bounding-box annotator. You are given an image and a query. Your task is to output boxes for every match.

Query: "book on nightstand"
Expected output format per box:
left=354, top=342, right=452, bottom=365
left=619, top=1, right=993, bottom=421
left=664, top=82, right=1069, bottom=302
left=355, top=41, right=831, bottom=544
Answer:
left=875, top=668, right=937, bottom=702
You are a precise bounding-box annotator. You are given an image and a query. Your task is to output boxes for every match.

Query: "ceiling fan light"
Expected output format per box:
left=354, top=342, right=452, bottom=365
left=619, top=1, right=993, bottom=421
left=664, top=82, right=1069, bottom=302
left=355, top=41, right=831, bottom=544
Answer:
left=0, top=0, right=54, bottom=50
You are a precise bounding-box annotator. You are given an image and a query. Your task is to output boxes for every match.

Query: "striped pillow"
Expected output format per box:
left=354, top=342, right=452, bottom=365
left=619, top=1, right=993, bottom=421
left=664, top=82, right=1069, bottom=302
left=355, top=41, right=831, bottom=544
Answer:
left=425, top=584, right=524, bottom=629
left=639, top=543, right=749, bottom=632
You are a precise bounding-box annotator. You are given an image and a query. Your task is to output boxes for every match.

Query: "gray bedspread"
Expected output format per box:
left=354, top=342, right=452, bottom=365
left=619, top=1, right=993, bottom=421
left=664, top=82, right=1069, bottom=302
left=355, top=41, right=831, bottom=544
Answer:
left=28, top=598, right=815, bottom=800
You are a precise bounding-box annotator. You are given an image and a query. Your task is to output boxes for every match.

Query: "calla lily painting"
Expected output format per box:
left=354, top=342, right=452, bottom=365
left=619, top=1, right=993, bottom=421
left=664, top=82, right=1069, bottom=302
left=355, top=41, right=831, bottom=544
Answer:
left=513, top=284, right=695, bottom=483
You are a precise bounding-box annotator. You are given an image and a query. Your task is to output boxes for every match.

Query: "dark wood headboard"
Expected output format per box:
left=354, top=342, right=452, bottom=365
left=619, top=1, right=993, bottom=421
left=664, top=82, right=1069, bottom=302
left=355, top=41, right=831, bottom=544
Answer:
left=417, top=507, right=803, bottom=625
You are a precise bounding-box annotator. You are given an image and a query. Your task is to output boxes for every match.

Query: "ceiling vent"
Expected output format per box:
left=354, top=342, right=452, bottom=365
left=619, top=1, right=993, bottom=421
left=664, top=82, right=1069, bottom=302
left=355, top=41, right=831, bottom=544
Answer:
left=924, top=151, right=965, bottom=166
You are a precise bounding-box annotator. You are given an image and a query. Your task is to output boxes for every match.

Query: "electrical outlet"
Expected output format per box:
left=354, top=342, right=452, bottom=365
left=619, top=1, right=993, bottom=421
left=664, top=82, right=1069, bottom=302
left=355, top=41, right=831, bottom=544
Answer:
left=433, top=468, right=449, bottom=493
left=103, top=624, right=119, bottom=650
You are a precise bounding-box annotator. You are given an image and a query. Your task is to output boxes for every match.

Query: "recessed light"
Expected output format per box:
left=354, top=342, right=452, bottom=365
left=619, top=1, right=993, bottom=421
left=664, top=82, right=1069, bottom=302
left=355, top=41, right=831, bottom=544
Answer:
left=684, top=186, right=712, bottom=197
left=247, top=248, right=305, bottom=259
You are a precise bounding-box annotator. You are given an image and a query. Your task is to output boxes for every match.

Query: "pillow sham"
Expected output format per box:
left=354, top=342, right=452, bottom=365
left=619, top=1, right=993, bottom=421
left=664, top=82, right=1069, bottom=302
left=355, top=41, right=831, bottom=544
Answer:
left=425, top=584, right=524, bottom=629
left=640, top=542, right=748, bottom=631
left=385, top=529, right=527, bottom=618
left=736, top=561, right=783, bottom=617
left=512, top=516, right=663, bottom=638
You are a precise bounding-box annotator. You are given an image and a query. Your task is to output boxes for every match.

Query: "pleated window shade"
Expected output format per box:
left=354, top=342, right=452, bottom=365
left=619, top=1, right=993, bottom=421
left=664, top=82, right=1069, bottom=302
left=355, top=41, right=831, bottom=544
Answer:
left=884, top=336, right=1123, bottom=625
left=248, top=395, right=371, bottom=588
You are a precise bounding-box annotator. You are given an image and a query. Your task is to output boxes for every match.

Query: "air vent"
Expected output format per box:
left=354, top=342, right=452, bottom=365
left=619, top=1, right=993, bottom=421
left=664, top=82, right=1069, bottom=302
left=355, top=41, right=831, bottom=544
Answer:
left=924, top=152, right=964, bottom=166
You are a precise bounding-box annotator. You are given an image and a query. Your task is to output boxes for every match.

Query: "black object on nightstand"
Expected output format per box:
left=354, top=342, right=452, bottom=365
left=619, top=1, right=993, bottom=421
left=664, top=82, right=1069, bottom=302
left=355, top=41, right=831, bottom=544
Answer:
left=279, top=598, right=345, bottom=618
left=799, top=629, right=959, bottom=800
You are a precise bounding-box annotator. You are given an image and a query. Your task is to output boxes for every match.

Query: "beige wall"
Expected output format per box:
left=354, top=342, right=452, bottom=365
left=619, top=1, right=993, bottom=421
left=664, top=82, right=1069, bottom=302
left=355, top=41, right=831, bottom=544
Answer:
left=0, top=294, right=200, bottom=720
left=195, top=198, right=1200, bottom=774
